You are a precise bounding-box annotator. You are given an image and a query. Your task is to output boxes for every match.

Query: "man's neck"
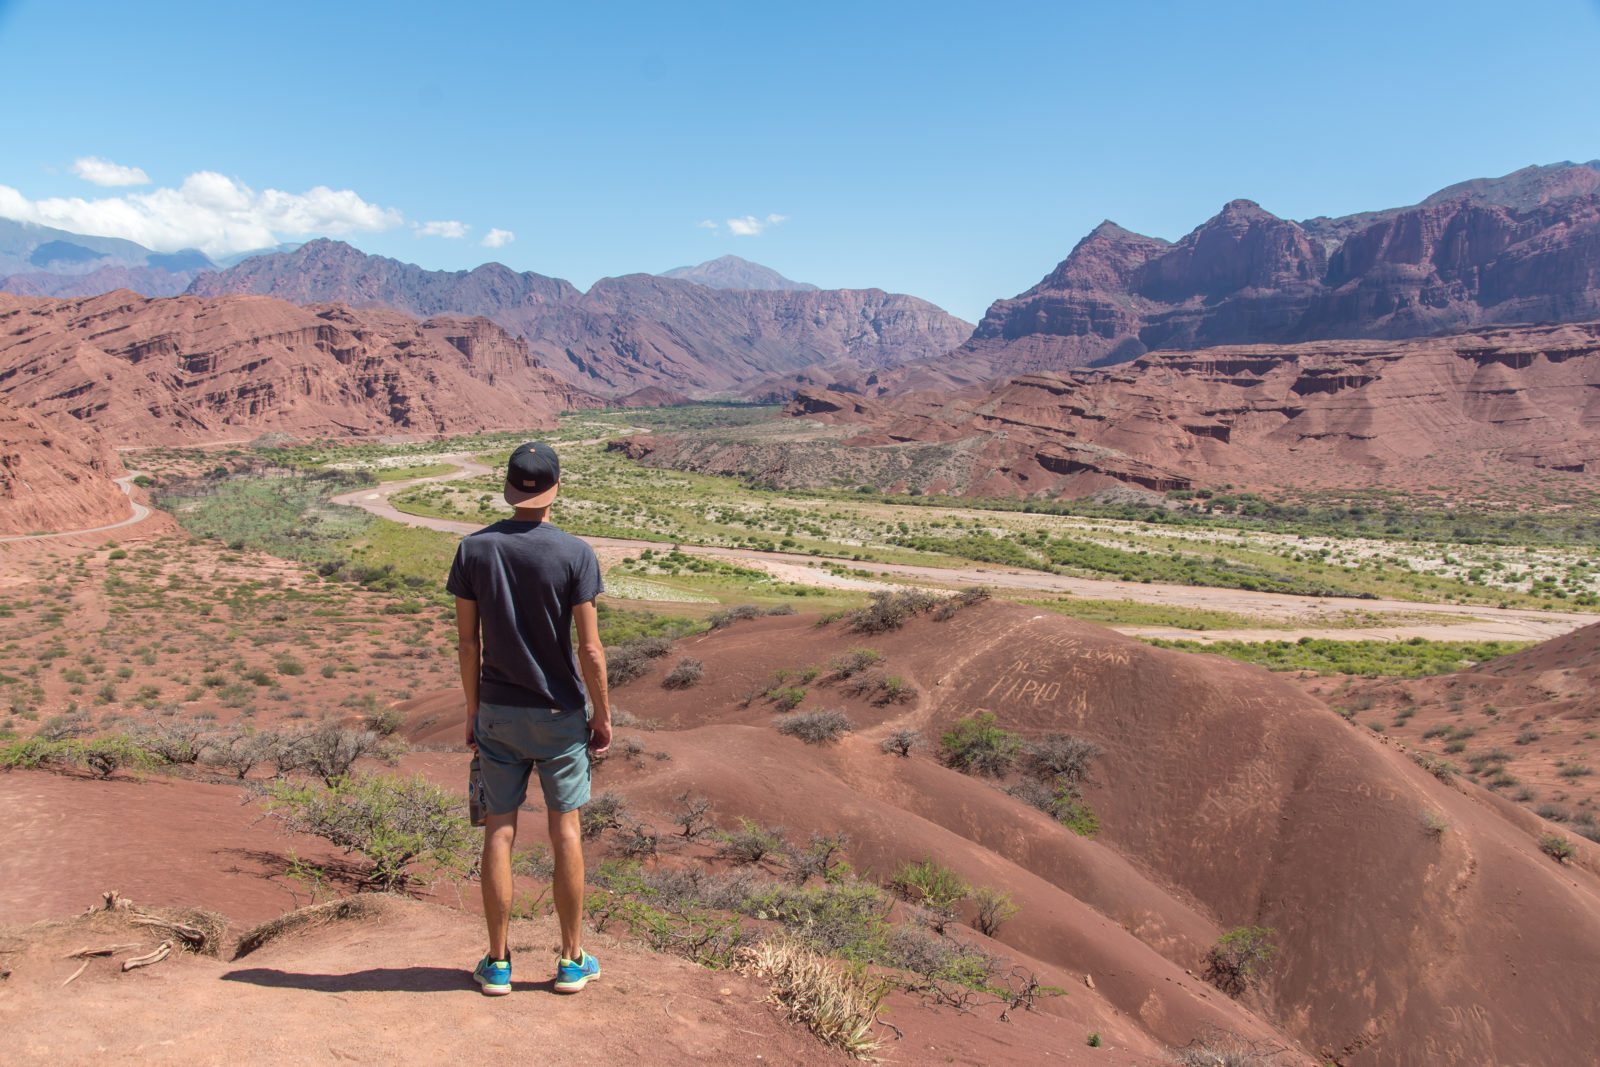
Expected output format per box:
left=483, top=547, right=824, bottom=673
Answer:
left=510, top=506, right=552, bottom=523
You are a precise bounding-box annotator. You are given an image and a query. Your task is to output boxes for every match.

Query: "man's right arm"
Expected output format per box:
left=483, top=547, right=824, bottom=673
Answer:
left=572, top=598, right=610, bottom=755
left=456, top=596, right=481, bottom=750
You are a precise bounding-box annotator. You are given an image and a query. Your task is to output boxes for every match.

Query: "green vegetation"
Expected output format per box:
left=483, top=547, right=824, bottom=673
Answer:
left=1146, top=636, right=1530, bottom=677
left=940, top=712, right=1022, bottom=778
left=889, top=857, right=968, bottom=908
left=1204, top=926, right=1278, bottom=995
left=262, top=772, right=478, bottom=892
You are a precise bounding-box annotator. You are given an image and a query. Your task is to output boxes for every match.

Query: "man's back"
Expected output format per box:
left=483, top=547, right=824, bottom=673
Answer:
left=446, top=518, right=602, bottom=711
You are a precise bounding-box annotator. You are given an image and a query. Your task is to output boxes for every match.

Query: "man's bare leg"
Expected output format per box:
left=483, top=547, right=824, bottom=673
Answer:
left=481, top=811, right=519, bottom=960
left=548, top=807, right=585, bottom=960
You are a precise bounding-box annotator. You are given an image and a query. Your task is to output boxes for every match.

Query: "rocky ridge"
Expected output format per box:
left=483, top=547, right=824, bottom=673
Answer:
left=616, top=320, right=1600, bottom=498
left=0, top=291, right=604, bottom=446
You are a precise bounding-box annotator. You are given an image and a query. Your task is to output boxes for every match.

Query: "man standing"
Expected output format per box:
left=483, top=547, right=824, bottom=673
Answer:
left=448, top=441, right=611, bottom=996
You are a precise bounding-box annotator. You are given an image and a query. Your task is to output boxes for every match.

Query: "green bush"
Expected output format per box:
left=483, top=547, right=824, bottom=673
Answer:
left=940, top=712, right=1021, bottom=778
left=263, top=772, right=477, bottom=892
left=889, top=857, right=967, bottom=908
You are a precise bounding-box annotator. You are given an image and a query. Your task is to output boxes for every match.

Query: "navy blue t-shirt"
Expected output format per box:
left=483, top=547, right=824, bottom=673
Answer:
left=446, top=520, right=604, bottom=711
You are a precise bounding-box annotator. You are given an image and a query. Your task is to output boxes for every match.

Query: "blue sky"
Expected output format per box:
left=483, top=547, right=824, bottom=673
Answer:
left=2, top=0, right=1598, bottom=322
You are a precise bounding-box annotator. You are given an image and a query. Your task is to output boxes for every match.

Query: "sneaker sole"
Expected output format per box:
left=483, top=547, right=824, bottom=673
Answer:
left=553, top=972, right=598, bottom=993
left=475, top=975, right=512, bottom=996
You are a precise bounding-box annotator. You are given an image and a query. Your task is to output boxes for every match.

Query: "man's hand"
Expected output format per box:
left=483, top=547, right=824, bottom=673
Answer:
left=465, top=713, right=478, bottom=752
left=588, top=715, right=612, bottom=756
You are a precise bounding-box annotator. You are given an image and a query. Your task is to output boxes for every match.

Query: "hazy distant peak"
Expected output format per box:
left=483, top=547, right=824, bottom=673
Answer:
left=659, top=254, right=818, bottom=291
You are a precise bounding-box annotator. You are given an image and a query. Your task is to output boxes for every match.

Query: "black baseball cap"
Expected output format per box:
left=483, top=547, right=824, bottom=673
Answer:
left=504, top=441, right=561, bottom=509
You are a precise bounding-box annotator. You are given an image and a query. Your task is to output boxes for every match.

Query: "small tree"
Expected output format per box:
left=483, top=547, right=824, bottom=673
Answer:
left=940, top=712, right=1021, bottom=778
left=787, top=830, right=850, bottom=885
left=203, top=726, right=276, bottom=779
left=1204, top=926, right=1277, bottom=996
left=880, top=728, right=923, bottom=757
left=670, top=792, right=715, bottom=840
left=970, top=886, right=1019, bottom=937
left=135, top=718, right=215, bottom=765
left=262, top=772, right=478, bottom=893
left=890, top=857, right=967, bottom=909
left=581, top=791, right=630, bottom=839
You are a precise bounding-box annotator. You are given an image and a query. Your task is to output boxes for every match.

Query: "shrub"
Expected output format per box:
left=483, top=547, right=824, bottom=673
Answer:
left=1171, top=1029, right=1292, bottom=1067
left=768, top=686, right=808, bottom=711
left=827, top=648, right=882, bottom=679
left=871, top=675, right=916, bottom=706
left=787, top=830, right=851, bottom=885
left=1204, top=926, right=1277, bottom=996
left=889, top=857, right=967, bottom=908
left=262, top=772, right=477, bottom=892
left=1540, top=834, right=1576, bottom=863
left=134, top=718, right=215, bottom=764
left=277, top=724, right=402, bottom=786
left=203, top=727, right=276, bottom=779
left=970, top=886, right=1019, bottom=937
left=879, top=728, right=923, bottom=757
left=669, top=792, right=715, bottom=840
left=1019, top=734, right=1101, bottom=788
left=940, top=712, right=1021, bottom=778
left=361, top=708, right=406, bottom=736
left=708, top=604, right=765, bottom=629
left=777, top=709, right=853, bottom=745
left=715, top=817, right=789, bottom=865
left=1420, top=810, right=1450, bottom=837
left=845, top=589, right=940, bottom=635
left=662, top=657, right=704, bottom=690
left=38, top=711, right=94, bottom=742
left=581, top=791, right=630, bottom=839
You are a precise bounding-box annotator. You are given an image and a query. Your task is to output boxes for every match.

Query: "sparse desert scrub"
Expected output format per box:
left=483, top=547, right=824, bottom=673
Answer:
left=581, top=791, right=631, bottom=839
left=740, top=937, right=887, bottom=1059
left=714, top=817, right=789, bottom=865
left=670, top=792, right=716, bottom=840
left=845, top=589, right=941, bottom=634
left=1203, top=926, right=1278, bottom=996
left=1019, top=733, right=1101, bottom=789
left=662, top=657, right=704, bottom=689
left=1539, top=833, right=1576, bottom=862
left=879, top=727, right=923, bottom=757
left=776, top=709, right=853, bottom=745
left=786, top=829, right=851, bottom=886
left=940, top=711, right=1022, bottom=778
left=827, top=647, right=882, bottom=679
left=261, top=772, right=477, bottom=893
left=1170, top=1028, right=1293, bottom=1067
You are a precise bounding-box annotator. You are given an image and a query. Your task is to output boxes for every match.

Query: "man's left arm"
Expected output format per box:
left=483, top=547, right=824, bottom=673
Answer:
left=572, top=598, right=610, bottom=755
left=456, top=596, right=482, bottom=750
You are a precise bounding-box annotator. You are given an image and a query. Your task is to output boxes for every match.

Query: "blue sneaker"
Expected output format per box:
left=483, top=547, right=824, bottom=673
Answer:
left=554, top=950, right=600, bottom=993
left=473, top=953, right=512, bottom=995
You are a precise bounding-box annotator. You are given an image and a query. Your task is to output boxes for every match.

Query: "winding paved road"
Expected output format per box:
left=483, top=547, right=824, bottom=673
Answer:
left=0, top=473, right=152, bottom=544
left=330, top=459, right=1598, bottom=644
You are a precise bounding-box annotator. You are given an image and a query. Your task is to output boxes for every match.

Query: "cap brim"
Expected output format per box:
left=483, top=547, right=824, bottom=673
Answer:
left=504, top=481, right=559, bottom=509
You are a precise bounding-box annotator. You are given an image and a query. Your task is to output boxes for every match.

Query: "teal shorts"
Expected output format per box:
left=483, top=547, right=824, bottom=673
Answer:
left=473, top=702, right=592, bottom=814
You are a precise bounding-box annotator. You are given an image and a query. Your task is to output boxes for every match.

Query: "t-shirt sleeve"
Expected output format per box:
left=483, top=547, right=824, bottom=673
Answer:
left=571, top=544, right=603, bottom=606
left=445, top=543, right=475, bottom=600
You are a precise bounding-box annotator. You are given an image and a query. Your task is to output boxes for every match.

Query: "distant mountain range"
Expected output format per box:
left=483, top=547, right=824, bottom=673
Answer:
left=185, top=241, right=972, bottom=397
left=658, top=254, right=818, bottom=291
left=9, top=160, right=1600, bottom=404
left=890, top=160, right=1600, bottom=389
left=0, top=218, right=297, bottom=299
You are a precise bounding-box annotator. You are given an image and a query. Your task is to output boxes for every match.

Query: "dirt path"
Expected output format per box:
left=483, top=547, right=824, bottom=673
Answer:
left=332, top=465, right=1597, bottom=644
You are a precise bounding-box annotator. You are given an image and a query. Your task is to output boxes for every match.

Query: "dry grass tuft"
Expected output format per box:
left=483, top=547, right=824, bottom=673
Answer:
left=232, top=895, right=391, bottom=960
left=740, top=937, right=887, bottom=1060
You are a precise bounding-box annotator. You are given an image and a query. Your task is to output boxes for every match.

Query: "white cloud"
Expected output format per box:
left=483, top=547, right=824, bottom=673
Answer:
left=481, top=228, right=515, bottom=248
left=696, top=219, right=719, bottom=230
left=725, top=213, right=787, bottom=236
left=415, top=219, right=468, bottom=238
left=0, top=171, right=403, bottom=256
left=70, top=156, right=150, bottom=187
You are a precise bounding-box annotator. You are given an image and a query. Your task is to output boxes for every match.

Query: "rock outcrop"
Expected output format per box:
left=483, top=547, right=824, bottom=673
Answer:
left=905, top=161, right=1600, bottom=387
left=0, top=291, right=605, bottom=446
left=657, top=254, right=818, bottom=291
left=619, top=320, right=1600, bottom=498
left=186, top=240, right=972, bottom=398
left=0, top=395, right=129, bottom=536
